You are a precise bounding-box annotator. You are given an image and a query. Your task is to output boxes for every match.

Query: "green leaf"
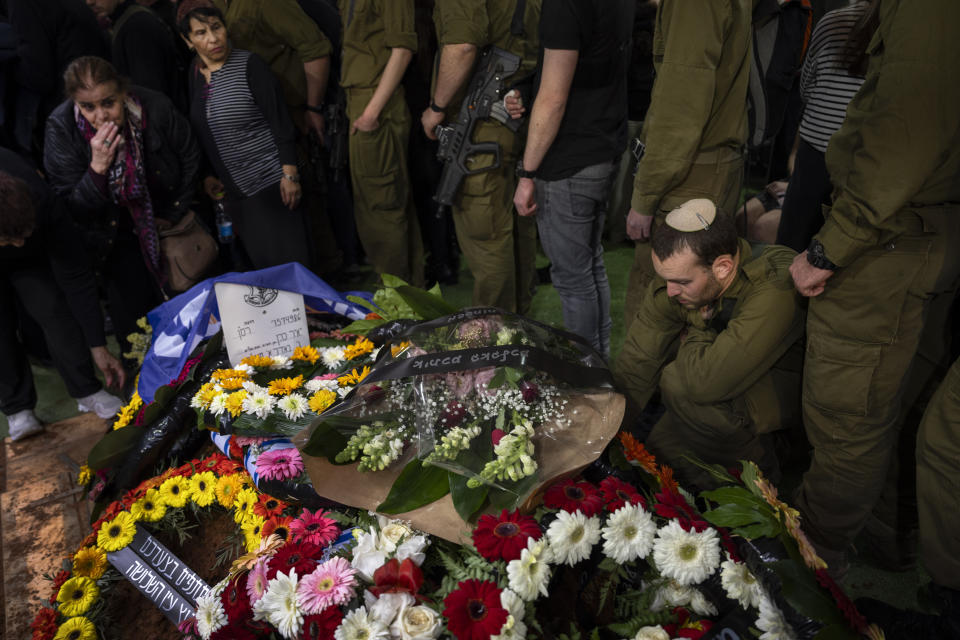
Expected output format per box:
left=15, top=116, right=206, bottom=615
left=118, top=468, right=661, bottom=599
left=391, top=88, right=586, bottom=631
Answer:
left=300, top=420, right=350, bottom=461
left=739, top=460, right=765, bottom=498
left=487, top=473, right=541, bottom=511
left=503, top=367, right=525, bottom=384
left=427, top=282, right=444, bottom=298
left=380, top=273, right=410, bottom=288
left=230, top=412, right=316, bottom=437
left=702, top=503, right=768, bottom=528
left=395, top=285, right=458, bottom=321
left=607, top=443, right=631, bottom=471
left=341, top=318, right=387, bottom=335
left=450, top=473, right=488, bottom=523
left=346, top=294, right=380, bottom=314
left=701, top=486, right=771, bottom=509
left=377, top=460, right=451, bottom=514
left=733, top=520, right=782, bottom=539
left=487, top=369, right=507, bottom=389
left=87, top=426, right=144, bottom=470
left=769, top=559, right=846, bottom=626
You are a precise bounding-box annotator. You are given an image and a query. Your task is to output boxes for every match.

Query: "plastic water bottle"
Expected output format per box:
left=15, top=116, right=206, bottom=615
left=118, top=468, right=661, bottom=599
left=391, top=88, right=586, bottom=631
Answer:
left=215, top=201, right=233, bottom=244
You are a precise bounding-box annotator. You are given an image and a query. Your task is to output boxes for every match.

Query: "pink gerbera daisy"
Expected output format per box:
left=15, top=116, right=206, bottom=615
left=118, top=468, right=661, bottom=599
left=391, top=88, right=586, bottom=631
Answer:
left=246, top=558, right=270, bottom=605
left=234, top=436, right=270, bottom=447
left=290, top=509, right=339, bottom=547
left=255, top=448, right=304, bottom=481
left=317, top=373, right=339, bottom=380
left=296, top=557, right=356, bottom=614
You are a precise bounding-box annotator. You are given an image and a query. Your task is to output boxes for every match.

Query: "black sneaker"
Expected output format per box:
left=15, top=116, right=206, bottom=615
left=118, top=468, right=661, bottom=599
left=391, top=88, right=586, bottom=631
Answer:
left=856, top=597, right=960, bottom=640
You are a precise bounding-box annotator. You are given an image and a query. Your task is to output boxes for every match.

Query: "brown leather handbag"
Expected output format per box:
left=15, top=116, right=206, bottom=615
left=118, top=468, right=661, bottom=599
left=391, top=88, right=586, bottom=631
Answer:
left=159, top=211, right=218, bottom=292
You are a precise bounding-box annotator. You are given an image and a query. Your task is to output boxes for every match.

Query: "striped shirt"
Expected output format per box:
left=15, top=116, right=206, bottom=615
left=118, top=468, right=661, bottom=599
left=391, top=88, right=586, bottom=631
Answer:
left=204, top=49, right=283, bottom=196
left=798, top=1, right=868, bottom=153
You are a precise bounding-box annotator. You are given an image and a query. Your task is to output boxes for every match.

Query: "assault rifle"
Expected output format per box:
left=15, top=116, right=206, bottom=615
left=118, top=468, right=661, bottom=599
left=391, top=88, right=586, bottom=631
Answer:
left=324, top=87, right=349, bottom=183
left=433, top=46, right=522, bottom=215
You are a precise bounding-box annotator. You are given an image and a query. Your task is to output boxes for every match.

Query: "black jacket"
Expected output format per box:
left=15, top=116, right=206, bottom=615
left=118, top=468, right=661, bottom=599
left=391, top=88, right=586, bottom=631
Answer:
left=42, top=86, right=200, bottom=253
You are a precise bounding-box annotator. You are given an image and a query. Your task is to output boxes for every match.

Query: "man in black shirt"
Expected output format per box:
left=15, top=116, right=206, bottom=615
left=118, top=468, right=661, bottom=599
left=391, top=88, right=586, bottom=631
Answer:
left=0, top=149, right=126, bottom=441
left=512, top=0, right=633, bottom=357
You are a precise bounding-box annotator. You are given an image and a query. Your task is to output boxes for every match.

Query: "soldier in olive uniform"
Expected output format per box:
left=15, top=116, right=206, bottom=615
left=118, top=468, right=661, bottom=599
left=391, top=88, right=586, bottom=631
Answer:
left=339, top=0, right=424, bottom=285
left=421, top=0, right=540, bottom=313
left=615, top=199, right=804, bottom=487
left=789, top=0, right=960, bottom=576
left=623, top=0, right=752, bottom=327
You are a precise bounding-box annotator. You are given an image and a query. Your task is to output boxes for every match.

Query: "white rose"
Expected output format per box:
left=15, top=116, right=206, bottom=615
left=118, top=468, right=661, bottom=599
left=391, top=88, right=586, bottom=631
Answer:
left=378, top=519, right=413, bottom=552
left=396, top=534, right=428, bottom=566
left=366, top=591, right=415, bottom=627
left=351, top=528, right=388, bottom=581
left=633, top=626, right=670, bottom=640
left=391, top=603, right=442, bottom=640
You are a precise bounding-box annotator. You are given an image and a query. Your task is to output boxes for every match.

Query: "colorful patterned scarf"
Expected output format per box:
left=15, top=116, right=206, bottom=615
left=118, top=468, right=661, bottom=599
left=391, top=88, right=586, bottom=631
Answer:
left=75, top=94, right=166, bottom=289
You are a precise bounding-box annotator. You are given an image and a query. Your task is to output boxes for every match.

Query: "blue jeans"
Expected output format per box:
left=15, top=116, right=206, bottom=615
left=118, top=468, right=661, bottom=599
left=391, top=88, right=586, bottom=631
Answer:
left=535, top=161, right=615, bottom=357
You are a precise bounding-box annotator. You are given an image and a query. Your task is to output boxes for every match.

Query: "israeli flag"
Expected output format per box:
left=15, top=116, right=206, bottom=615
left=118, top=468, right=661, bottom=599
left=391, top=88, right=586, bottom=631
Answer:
left=137, top=262, right=369, bottom=402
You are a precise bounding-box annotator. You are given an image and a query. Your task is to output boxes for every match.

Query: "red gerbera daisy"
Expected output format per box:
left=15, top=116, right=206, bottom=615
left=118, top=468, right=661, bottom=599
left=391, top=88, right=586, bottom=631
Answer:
left=210, top=623, right=259, bottom=640
left=301, top=607, right=345, bottom=640
left=472, top=509, right=542, bottom=562
left=220, top=573, right=251, bottom=621
left=543, top=479, right=604, bottom=517
left=266, top=542, right=320, bottom=580
left=254, top=494, right=287, bottom=519
left=289, top=509, right=339, bottom=548
left=262, top=515, right=295, bottom=542
left=600, top=477, right=646, bottom=512
left=443, top=579, right=509, bottom=640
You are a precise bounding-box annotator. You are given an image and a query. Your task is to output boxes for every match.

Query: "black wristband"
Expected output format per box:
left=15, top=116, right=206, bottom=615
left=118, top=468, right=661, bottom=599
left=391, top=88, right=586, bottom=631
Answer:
left=516, top=160, right=537, bottom=180
left=306, top=104, right=325, bottom=114
left=429, top=101, right=445, bottom=114
left=806, top=239, right=838, bottom=271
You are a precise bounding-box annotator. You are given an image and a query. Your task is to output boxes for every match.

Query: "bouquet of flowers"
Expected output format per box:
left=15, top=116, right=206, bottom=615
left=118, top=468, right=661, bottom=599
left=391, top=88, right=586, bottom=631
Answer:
left=296, top=308, right=622, bottom=525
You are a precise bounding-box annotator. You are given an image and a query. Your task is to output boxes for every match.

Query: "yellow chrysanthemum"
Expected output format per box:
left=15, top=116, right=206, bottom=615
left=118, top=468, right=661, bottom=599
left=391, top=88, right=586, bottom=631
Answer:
left=390, top=341, right=411, bottom=358
left=218, top=377, right=248, bottom=391
left=309, top=389, right=337, bottom=414
left=193, top=381, right=220, bottom=410
left=159, top=475, right=192, bottom=508
left=112, top=391, right=143, bottom=430
left=72, top=547, right=107, bottom=580
left=233, top=488, right=258, bottom=523
left=76, top=464, right=93, bottom=486
left=344, top=337, right=375, bottom=360
left=96, top=511, right=137, bottom=552
left=56, top=576, right=99, bottom=617
left=131, top=488, right=167, bottom=522
left=241, top=354, right=274, bottom=368
left=211, top=368, right=250, bottom=382
left=53, top=616, right=97, bottom=640
left=190, top=471, right=218, bottom=507
left=223, top=390, right=248, bottom=418
left=267, top=375, right=304, bottom=396
left=338, top=365, right=371, bottom=387
left=215, top=474, right=243, bottom=508
left=291, top=345, right=320, bottom=364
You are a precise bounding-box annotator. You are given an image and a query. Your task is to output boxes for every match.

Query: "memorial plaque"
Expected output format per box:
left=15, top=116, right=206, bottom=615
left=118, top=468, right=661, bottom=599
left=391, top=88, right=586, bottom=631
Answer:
left=215, top=283, right=309, bottom=366
left=107, top=526, right=211, bottom=626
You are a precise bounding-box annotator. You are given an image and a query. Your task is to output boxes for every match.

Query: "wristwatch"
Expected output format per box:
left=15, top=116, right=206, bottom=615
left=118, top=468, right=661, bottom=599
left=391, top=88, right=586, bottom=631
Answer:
left=806, top=239, right=837, bottom=271
left=515, top=160, right=537, bottom=180
left=282, top=173, right=301, bottom=184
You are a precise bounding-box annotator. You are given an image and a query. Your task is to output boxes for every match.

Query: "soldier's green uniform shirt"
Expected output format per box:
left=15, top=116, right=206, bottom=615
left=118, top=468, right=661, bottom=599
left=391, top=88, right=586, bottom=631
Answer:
left=339, top=0, right=418, bottom=89
left=630, top=0, right=751, bottom=216
left=617, top=240, right=803, bottom=422
left=431, top=0, right=541, bottom=312
left=215, top=0, right=332, bottom=109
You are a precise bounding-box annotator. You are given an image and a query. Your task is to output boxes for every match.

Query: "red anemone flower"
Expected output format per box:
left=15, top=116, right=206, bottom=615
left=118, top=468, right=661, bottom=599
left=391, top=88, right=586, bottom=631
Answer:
left=472, top=509, right=542, bottom=562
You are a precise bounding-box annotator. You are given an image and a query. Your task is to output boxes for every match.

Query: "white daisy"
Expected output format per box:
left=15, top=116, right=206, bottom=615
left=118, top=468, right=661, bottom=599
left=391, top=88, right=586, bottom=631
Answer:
left=234, top=363, right=255, bottom=375
left=506, top=537, right=552, bottom=601
left=652, top=521, right=721, bottom=585
left=337, top=386, right=352, bottom=398
left=601, top=503, right=657, bottom=563
left=632, top=626, right=670, bottom=640
left=756, top=591, right=798, bottom=640
left=545, top=510, right=601, bottom=566
left=242, top=380, right=268, bottom=394
left=689, top=588, right=718, bottom=616
left=253, top=568, right=303, bottom=639
left=322, top=347, right=346, bottom=368
left=242, top=390, right=276, bottom=419
left=208, top=392, right=228, bottom=416
left=720, top=557, right=764, bottom=609
left=270, top=355, right=293, bottom=369
left=277, top=393, right=309, bottom=420
left=195, top=590, right=227, bottom=639
left=335, top=605, right=390, bottom=640
left=492, top=588, right=527, bottom=640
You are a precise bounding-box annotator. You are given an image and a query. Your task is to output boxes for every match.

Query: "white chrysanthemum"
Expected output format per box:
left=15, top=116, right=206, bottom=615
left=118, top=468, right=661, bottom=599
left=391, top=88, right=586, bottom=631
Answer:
left=756, top=591, right=798, bottom=640
left=323, top=347, right=346, bottom=368
left=602, top=503, right=657, bottom=563
left=652, top=521, right=721, bottom=585
left=546, top=510, right=601, bottom=566
left=649, top=578, right=694, bottom=612
left=689, top=588, right=718, bottom=616
left=271, top=355, right=293, bottom=369
left=370, top=346, right=382, bottom=361
left=720, top=557, right=764, bottom=609
left=242, top=390, right=276, bottom=419
left=337, top=386, right=352, bottom=398
left=277, top=393, right=308, bottom=420
left=506, top=537, right=552, bottom=601
left=632, top=625, right=670, bottom=640
left=491, top=588, right=527, bottom=640
left=242, top=380, right=268, bottom=394
left=304, top=377, right=339, bottom=393
left=234, top=363, right=255, bottom=375
left=195, top=590, right=227, bottom=639
left=253, top=568, right=303, bottom=639
left=208, top=392, right=228, bottom=416
left=335, top=605, right=390, bottom=640
left=190, top=391, right=207, bottom=410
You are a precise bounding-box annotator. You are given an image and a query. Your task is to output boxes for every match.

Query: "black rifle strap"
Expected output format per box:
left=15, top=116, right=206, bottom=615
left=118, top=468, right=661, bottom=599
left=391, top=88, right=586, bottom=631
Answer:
left=347, top=0, right=357, bottom=28
left=510, top=0, right=527, bottom=37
